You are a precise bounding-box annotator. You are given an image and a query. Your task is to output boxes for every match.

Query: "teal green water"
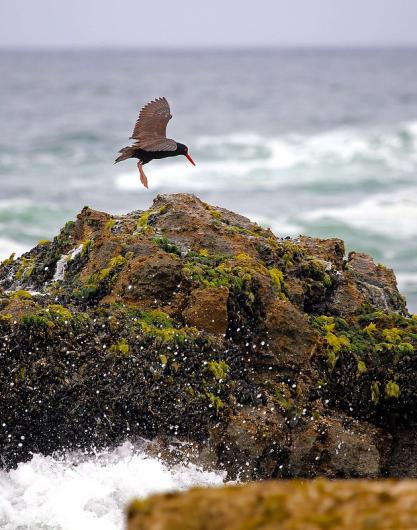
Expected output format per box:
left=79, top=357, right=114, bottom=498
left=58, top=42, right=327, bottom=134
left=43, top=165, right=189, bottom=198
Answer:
left=0, top=49, right=417, bottom=309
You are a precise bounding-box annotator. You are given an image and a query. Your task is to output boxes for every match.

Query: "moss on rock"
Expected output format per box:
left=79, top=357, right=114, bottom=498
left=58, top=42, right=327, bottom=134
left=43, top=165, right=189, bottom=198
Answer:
left=0, top=193, right=414, bottom=479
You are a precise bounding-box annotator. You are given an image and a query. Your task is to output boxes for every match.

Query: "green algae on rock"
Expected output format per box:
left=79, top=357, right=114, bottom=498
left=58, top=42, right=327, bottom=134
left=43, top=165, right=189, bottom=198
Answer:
left=0, top=193, right=415, bottom=479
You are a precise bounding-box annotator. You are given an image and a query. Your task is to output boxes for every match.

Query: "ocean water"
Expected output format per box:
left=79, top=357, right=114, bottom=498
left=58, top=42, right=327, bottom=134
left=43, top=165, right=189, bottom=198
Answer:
left=0, top=48, right=417, bottom=528
left=1, top=49, right=417, bottom=311
left=0, top=442, right=225, bottom=529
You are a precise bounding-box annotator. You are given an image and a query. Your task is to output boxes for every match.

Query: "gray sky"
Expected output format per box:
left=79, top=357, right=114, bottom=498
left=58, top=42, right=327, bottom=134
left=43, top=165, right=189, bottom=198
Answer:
left=1, top=0, right=417, bottom=49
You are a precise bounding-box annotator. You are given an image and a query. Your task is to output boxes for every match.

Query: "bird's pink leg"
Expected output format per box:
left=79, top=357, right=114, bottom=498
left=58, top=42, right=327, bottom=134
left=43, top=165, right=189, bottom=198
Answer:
left=137, top=161, right=148, bottom=189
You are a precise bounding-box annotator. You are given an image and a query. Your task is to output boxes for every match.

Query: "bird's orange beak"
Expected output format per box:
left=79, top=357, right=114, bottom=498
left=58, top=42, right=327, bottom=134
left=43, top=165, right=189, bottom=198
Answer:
left=185, top=152, right=196, bottom=166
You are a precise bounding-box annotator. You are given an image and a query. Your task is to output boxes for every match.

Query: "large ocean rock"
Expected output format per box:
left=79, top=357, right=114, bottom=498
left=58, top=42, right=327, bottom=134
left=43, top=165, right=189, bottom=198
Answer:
left=0, top=193, right=416, bottom=477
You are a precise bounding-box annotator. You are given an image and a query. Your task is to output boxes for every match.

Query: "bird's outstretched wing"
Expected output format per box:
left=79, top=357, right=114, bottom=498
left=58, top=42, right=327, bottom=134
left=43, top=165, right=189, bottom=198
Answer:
left=133, top=136, right=177, bottom=152
left=130, top=97, right=177, bottom=152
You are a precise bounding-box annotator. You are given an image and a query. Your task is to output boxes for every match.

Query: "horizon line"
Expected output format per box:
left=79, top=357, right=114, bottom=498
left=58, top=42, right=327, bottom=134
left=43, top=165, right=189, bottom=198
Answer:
left=1, top=43, right=417, bottom=53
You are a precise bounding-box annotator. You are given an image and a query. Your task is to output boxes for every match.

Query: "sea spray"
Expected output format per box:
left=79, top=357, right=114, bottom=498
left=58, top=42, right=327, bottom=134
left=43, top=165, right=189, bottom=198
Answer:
left=0, top=441, right=225, bottom=530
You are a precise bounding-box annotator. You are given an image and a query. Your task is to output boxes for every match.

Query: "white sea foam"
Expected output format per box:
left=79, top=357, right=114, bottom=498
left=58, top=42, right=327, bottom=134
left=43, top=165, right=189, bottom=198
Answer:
left=114, top=122, right=417, bottom=192
left=397, top=272, right=417, bottom=291
left=300, top=188, right=417, bottom=239
left=0, top=441, right=225, bottom=530
left=0, top=198, right=34, bottom=211
left=53, top=245, right=83, bottom=282
left=0, top=239, right=28, bottom=262
left=251, top=189, right=417, bottom=243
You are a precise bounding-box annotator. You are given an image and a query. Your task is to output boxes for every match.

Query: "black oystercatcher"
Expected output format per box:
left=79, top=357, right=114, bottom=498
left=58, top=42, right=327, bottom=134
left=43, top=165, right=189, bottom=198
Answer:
left=115, top=97, right=196, bottom=189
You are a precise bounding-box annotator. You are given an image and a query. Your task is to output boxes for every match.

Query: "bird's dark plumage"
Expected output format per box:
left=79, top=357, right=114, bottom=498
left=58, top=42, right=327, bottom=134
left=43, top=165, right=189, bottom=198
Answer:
left=130, top=97, right=176, bottom=150
left=115, top=97, right=195, bottom=188
left=115, top=97, right=176, bottom=163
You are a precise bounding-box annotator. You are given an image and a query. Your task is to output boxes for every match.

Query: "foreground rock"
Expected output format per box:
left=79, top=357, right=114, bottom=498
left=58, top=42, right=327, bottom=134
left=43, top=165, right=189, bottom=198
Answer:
left=0, top=193, right=416, bottom=478
left=127, top=479, right=417, bottom=529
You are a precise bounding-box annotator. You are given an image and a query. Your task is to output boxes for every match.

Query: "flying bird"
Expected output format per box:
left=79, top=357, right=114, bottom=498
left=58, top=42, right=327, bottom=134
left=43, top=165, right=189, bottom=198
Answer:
left=115, top=97, right=196, bottom=189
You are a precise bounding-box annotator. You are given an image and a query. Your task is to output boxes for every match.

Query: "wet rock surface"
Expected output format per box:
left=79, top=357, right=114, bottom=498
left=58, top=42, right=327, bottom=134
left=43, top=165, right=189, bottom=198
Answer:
left=0, top=193, right=416, bottom=479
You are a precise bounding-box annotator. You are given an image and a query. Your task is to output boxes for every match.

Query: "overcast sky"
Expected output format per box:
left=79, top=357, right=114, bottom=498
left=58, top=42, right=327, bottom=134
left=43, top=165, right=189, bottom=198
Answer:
left=1, top=0, right=417, bottom=49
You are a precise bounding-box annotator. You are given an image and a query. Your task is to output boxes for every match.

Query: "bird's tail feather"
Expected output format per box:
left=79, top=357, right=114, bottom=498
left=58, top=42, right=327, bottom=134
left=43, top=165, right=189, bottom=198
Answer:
left=114, top=146, right=134, bottom=164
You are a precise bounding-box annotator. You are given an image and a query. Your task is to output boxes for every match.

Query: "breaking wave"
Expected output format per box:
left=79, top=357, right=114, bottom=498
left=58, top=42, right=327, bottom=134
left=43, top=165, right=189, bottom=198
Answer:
left=0, top=442, right=225, bottom=530
left=115, top=122, right=417, bottom=192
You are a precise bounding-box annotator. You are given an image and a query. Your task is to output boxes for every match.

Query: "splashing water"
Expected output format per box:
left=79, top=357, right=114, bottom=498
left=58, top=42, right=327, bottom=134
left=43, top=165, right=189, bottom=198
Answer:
left=0, top=442, right=225, bottom=530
